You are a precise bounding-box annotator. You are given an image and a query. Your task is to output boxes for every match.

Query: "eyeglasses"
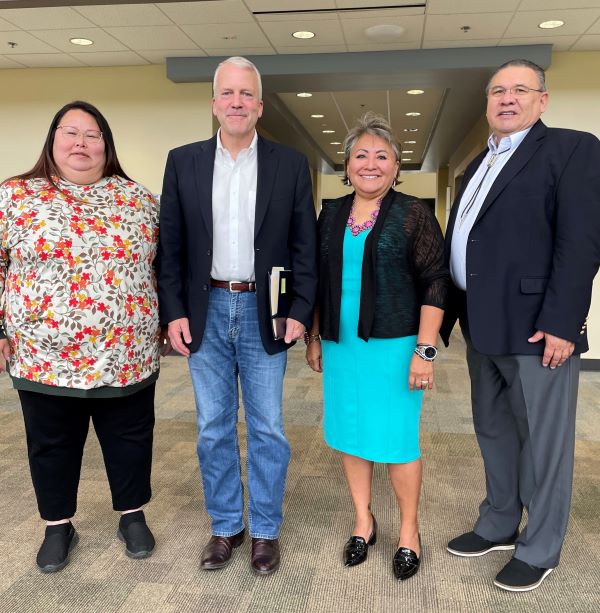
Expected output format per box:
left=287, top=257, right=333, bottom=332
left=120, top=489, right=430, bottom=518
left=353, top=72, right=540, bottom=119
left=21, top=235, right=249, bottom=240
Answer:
left=488, top=85, right=545, bottom=98
left=56, top=125, right=103, bottom=143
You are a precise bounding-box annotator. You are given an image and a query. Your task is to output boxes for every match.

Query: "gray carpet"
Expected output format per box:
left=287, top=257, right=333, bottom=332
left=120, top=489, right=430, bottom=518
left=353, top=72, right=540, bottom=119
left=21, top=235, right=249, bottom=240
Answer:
left=0, top=333, right=599, bottom=612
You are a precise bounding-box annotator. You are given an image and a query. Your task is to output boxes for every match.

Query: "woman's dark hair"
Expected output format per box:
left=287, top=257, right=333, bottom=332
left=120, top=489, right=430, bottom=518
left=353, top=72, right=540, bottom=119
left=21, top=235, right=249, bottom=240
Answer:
left=14, top=100, right=131, bottom=186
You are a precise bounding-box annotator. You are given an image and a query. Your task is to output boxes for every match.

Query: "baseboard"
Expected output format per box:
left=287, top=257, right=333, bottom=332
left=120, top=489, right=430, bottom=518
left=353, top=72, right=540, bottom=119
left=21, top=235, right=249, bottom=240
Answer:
left=581, top=358, right=600, bottom=371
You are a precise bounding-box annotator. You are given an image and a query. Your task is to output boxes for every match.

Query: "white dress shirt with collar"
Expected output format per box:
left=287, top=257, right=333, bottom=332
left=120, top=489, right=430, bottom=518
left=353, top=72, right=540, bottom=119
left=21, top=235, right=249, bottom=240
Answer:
left=211, top=129, right=258, bottom=282
left=450, top=127, right=531, bottom=290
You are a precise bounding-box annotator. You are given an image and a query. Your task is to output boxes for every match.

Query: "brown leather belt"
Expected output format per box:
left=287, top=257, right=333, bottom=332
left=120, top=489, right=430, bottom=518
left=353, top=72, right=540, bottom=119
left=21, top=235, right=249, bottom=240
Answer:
left=210, top=279, right=256, bottom=292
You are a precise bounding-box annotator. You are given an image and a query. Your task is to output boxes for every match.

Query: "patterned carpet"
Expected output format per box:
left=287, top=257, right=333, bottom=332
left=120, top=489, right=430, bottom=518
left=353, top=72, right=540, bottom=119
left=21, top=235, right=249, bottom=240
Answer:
left=0, top=333, right=599, bottom=613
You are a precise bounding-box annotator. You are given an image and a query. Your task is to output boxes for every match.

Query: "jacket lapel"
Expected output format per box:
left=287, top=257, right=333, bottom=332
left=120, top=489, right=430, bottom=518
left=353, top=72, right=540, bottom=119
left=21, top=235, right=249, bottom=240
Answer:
left=255, top=136, right=278, bottom=238
left=444, top=150, right=486, bottom=260
left=474, top=120, right=546, bottom=224
left=193, top=135, right=217, bottom=239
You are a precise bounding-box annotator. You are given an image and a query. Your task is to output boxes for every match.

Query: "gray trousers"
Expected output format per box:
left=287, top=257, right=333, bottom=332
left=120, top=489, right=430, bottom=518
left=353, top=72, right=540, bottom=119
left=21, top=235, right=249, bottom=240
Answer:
left=465, top=338, right=580, bottom=569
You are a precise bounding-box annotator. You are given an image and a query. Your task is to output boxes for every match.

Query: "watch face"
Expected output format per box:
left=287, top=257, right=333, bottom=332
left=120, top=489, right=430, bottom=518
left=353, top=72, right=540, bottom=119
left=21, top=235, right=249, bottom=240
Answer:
left=424, top=346, right=436, bottom=359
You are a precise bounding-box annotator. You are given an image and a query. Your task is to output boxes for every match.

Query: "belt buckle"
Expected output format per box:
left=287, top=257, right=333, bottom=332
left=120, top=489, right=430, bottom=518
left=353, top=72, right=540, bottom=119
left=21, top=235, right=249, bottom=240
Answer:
left=228, top=281, right=242, bottom=293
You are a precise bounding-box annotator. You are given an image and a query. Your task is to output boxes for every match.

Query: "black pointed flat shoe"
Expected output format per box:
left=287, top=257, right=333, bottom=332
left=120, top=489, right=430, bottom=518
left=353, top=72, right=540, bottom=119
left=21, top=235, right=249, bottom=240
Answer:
left=343, top=515, right=377, bottom=567
left=393, top=535, right=422, bottom=580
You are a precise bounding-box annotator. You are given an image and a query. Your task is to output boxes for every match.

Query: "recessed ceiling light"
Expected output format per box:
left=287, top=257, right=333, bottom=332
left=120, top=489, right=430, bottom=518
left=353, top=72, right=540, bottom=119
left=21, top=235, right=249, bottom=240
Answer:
left=337, top=151, right=344, bottom=154
left=364, top=24, right=405, bottom=42
left=407, top=89, right=424, bottom=95
left=70, top=37, right=93, bottom=46
left=539, top=20, right=565, bottom=29
left=330, top=141, right=341, bottom=145
left=311, top=114, right=324, bottom=118
left=322, top=129, right=335, bottom=133
left=405, top=112, right=421, bottom=117
left=402, top=158, right=412, bottom=162
left=404, top=140, right=416, bottom=144
left=404, top=128, right=419, bottom=132
left=403, top=150, right=414, bottom=154
left=293, top=30, right=315, bottom=39
left=297, top=92, right=313, bottom=98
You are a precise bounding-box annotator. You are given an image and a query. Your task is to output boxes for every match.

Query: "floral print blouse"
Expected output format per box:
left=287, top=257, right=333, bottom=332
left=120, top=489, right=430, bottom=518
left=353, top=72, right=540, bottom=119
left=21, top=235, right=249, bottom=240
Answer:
left=0, top=175, right=160, bottom=395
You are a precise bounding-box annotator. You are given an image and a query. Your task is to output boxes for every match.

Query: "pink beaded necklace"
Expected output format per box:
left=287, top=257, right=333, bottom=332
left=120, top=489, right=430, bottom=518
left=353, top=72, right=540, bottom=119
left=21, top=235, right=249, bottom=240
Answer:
left=346, top=197, right=383, bottom=237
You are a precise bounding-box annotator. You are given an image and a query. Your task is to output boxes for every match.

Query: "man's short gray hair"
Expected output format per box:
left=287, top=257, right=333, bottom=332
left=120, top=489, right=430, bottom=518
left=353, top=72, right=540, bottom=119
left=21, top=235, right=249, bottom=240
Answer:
left=486, top=59, right=546, bottom=94
left=342, top=112, right=402, bottom=184
left=213, top=56, right=263, bottom=100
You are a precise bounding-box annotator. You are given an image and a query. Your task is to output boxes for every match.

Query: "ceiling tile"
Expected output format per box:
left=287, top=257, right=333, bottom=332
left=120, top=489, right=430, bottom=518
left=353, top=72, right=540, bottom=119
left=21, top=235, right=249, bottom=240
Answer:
left=499, top=35, right=579, bottom=51
left=337, top=1, right=420, bottom=8
left=504, top=9, right=600, bottom=37
left=256, top=11, right=338, bottom=22
left=341, top=14, right=425, bottom=44
left=8, top=53, right=85, bottom=67
left=333, top=90, right=389, bottom=125
left=72, top=51, right=150, bottom=66
left=75, top=4, right=172, bottom=27
left=159, top=0, right=255, bottom=25
left=422, top=38, right=500, bottom=49
left=138, top=48, right=208, bottom=63
left=520, top=0, right=600, bottom=8
left=0, top=54, right=25, bottom=67
left=347, top=42, right=420, bottom=51
left=246, top=1, right=336, bottom=11
left=260, top=19, right=344, bottom=46
left=273, top=44, right=348, bottom=54
left=181, top=21, right=271, bottom=48
left=0, top=30, right=61, bottom=54
left=425, top=13, right=514, bottom=41
left=584, top=16, right=600, bottom=33
left=426, top=0, right=520, bottom=14
left=0, top=16, right=20, bottom=31
left=571, top=34, right=600, bottom=49
left=203, top=46, right=276, bottom=56
left=34, top=28, right=127, bottom=53
left=0, top=7, right=95, bottom=30
left=107, top=25, right=197, bottom=50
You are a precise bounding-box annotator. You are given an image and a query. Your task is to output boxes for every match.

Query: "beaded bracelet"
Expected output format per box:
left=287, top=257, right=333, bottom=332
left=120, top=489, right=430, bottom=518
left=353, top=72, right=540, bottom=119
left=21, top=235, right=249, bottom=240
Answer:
left=303, top=332, right=321, bottom=346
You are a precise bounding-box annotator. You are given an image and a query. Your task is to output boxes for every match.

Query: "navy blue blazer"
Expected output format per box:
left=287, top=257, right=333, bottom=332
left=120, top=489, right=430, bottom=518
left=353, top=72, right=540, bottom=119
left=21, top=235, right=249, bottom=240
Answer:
left=157, top=134, right=318, bottom=355
left=440, top=120, right=600, bottom=356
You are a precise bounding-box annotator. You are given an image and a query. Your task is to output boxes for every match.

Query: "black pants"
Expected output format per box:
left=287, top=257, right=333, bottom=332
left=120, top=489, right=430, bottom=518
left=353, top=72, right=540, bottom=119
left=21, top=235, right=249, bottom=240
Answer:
left=19, top=384, right=155, bottom=521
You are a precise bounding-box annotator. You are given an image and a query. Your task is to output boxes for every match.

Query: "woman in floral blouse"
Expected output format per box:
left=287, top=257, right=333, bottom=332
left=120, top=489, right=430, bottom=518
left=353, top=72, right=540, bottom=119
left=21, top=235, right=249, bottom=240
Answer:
left=0, top=101, right=167, bottom=573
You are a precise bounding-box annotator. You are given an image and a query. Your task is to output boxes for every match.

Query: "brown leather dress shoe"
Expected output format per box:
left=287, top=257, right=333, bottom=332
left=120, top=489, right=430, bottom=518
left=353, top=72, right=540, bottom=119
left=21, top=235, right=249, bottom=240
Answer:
left=251, top=538, right=280, bottom=575
left=200, top=529, right=245, bottom=570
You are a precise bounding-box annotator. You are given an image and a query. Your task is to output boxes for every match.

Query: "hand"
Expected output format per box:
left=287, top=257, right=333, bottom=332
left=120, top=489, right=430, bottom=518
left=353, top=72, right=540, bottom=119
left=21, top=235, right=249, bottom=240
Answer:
left=528, top=330, right=575, bottom=369
left=306, top=339, right=322, bottom=373
left=408, top=353, right=434, bottom=391
left=284, top=318, right=305, bottom=344
left=168, top=317, right=192, bottom=357
left=159, top=328, right=172, bottom=357
left=0, top=338, right=10, bottom=373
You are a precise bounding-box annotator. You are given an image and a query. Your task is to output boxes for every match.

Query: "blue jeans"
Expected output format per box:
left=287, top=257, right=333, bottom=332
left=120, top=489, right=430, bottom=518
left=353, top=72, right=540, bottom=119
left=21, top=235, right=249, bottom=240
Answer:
left=188, top=287, right=289, bottom=539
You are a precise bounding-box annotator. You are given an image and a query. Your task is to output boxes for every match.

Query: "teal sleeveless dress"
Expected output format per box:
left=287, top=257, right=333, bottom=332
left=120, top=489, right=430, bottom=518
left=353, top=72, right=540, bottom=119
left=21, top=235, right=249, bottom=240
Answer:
left=321, top=227, right=422, bottom=463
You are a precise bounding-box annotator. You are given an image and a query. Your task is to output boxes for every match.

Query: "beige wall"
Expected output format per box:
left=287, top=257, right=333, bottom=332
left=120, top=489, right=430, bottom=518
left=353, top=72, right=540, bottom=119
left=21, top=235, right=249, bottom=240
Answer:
left=545, top=51, right=600, bottom=360
left=0, top=65, right=213, bottom=193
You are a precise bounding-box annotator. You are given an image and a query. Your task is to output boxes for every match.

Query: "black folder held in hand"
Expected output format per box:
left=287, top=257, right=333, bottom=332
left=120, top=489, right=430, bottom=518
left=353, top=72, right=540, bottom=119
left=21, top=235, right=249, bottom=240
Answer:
left=269, top=267, right=292, bottom=340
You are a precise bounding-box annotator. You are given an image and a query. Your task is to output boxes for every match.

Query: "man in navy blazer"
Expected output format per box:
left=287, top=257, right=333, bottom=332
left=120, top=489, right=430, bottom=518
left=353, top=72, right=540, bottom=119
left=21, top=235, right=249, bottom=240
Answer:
left=441, top=59, right=600, bottom=592
left=158, top=57, right=317, bottom=575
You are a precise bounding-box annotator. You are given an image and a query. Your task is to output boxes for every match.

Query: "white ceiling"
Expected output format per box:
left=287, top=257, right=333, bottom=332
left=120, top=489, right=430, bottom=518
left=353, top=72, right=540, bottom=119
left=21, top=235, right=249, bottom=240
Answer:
left=1, top=0, right=597, bottom=170
left=1, top=0, right=600, bottom=68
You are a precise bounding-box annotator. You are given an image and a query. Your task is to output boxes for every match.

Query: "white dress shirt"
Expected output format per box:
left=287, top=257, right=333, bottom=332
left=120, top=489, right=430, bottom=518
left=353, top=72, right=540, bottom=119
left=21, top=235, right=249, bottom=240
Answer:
left=450, top=127, right=531, bottom=290
left=210, top=129, right=258, bottom=282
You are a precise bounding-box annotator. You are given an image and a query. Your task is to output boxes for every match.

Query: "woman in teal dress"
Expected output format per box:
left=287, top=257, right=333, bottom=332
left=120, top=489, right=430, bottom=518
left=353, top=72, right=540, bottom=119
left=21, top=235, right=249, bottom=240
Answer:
left=306, top=112, right=447, bottom=580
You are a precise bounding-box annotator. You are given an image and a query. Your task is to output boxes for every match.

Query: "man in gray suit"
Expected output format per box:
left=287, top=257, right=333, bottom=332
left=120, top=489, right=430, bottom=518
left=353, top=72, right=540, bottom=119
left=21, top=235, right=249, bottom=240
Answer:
left=441, top=59, right=600, bottom=591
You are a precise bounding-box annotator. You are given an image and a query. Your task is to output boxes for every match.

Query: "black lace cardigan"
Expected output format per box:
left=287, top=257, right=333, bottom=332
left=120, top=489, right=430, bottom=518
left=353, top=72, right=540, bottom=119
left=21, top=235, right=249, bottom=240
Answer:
left=318, top=188, right=448, bottom=342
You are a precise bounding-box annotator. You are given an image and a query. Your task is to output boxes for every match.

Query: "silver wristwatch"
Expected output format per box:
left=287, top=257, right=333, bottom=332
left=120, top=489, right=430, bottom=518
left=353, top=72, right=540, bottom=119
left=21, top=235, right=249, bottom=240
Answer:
left=414, top=344, right=438, bottom=362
